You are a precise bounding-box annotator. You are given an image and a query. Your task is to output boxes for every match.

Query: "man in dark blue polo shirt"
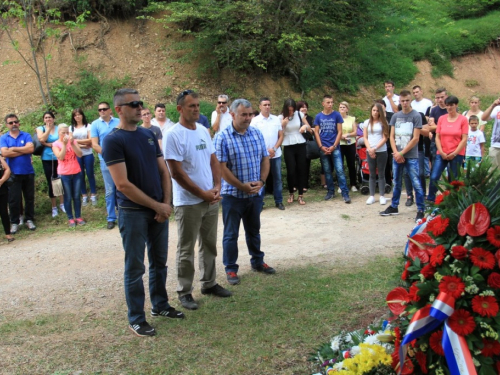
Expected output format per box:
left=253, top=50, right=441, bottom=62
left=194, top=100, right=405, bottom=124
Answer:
left=0, top=114, right=36, bottom=233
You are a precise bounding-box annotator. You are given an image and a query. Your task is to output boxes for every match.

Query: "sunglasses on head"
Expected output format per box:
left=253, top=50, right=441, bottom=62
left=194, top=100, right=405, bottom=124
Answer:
left=117, top=101, right=144, bottom=108
left=177, top=89, right=194, bottom=104
left=98, top=107, right=110, bottom=112
left=7, top=120, right=19, bottom=125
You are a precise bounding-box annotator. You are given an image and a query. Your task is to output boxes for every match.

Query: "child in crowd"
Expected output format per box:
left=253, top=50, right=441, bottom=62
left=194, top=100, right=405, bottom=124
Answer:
left=465, top=115, right=485, bottom=171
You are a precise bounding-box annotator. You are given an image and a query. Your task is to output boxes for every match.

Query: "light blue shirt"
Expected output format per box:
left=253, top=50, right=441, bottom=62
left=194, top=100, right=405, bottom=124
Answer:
left=37, top=125, right=58, bottom=161
left=90, top=117, right=120, bottom=161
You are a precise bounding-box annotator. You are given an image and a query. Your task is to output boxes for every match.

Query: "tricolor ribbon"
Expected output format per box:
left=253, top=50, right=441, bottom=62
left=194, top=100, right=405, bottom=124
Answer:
left=399, top=292, right=477, bottom=375
left=404, top=221, right=428, bottom=257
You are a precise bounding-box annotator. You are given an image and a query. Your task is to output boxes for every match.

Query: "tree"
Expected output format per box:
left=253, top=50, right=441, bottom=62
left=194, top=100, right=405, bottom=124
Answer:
left=1, top=0, right=87, bottom=106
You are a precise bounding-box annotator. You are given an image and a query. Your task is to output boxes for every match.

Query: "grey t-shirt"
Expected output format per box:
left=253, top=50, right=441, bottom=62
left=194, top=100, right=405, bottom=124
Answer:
left=141, top=125, right=163, bottom=142
left=389, top=110, right=422, bottom=159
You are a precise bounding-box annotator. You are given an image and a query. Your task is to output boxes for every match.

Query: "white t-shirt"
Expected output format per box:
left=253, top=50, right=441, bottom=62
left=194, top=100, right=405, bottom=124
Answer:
left=383, top=94, right=400, bottom=113
left=466, top=129, right=485, bottom=157
left=164, top=123, right=215, bottom=206
left=278, top=111, right=306, bottom=146
left=489, top=106, right=500, bottom=148
left=411, top=98, right=433, bottom=115
left=250, top=113, right=282, bottom=159
left=70, top=125, right=93, bottom=156
left=211, top=110, right=232, bottom=134
left=151, top=118, right=175, bottom=138
left=363, top=120, right=387, bottom=152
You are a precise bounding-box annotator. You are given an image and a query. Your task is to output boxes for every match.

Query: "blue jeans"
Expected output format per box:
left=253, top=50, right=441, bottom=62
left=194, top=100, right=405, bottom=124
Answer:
left=260, top=156, right=283, bottom=204
left=61, top=173, right=82, bottom=220
left=427, top=154, right=464, bottom=202
left=78, top=153, right=96, bottom=195
left=320, top=148, right=349, bottom=198
left=404, top=151, right=426, bottom=198
left=100, top=159, right=117, bottom=222
left=221, top=194, right=265, bottom=273
left=119, top=208, right=170, bottom=325
left=392, top=158, right=425, bottom=211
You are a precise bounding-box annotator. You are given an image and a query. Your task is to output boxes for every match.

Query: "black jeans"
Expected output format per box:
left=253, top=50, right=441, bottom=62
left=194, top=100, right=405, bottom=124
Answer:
left=42, top=159, right=58, bottom=198
left=0, top=192, right=10, bottom=234
left=340, top=143, right=357, bottom=187
left=283, top=143, right=307, bottom=195
left=8, top=174, right=35, bottom=224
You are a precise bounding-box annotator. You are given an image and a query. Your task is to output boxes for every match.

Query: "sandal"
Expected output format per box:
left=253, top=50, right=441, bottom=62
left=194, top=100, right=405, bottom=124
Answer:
left=287, top=194, right=294, bottom=204
left=322, top=184, right=327, bottom=189
left=303, top=188, right=308, bottom=193
left=6, top=235, right=14, bottom=243
left=298, top=195, right=306, bottom=205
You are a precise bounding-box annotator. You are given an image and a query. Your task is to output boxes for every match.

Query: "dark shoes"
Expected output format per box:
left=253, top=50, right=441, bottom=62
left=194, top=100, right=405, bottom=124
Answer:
left=275, top=202, right=285, bottom=210
left=415, top=211, right=425, bottom=223
left=179, top=294, right=199, bottom=310
left=107, top=221, right=116, bottom=230
left=226, top=271, right=240, bottom=285
left=380, top=206, right=399, bottom=216
left=252, top=263, right=276, bottom=274
left=129, top=321, right=156, bottom=337
left=405, top=197, right=414, bottom=206
left=343, top=196, right=351, bottom=204
left=324, top=192, right=334, bottom=201
left=201, top=283, right=233, bottom=297
left=151, top=306, right=185, bottom=319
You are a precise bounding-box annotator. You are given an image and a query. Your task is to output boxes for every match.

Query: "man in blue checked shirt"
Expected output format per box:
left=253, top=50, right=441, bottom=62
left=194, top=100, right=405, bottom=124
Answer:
left=214, top=99, right=275, bottom=286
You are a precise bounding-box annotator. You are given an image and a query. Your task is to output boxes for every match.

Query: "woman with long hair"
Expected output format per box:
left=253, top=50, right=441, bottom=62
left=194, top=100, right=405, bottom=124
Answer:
left=363, top=103, right=390, bottom=205
left=338, top=101, right=358, bottom=192
left=279, top=98, right=311, bottom=205
left=36, top=111, right=65, bottom=217
left=52, top=125, right=85, bottom=227
left=0, top=155, right=14, bottom=242
left=70, top=108, right=97, bottom=206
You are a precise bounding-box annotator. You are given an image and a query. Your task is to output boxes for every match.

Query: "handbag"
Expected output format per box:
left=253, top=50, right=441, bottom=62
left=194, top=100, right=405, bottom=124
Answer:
left=51, top=176, right=64, bottom=196
left=306, top=139, right=321, bottom=159
left=32, top=126, right=45, bottom=156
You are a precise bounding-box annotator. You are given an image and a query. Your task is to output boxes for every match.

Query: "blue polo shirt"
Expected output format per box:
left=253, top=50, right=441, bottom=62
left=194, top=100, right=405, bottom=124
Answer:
left=0, top=131, right=35, bottom=174
left=90, top=117, right=120, bottom=161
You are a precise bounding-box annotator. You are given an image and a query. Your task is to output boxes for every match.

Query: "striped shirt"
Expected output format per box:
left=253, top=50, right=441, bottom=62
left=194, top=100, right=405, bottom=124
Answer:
left=215, top=124, right=269, bottom=198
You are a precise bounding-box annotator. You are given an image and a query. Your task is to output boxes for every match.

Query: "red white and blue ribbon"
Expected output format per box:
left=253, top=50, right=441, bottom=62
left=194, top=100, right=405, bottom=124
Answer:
left=404, top=221, right=428, bottom=256
left=399, top=292, right=477, bottom=375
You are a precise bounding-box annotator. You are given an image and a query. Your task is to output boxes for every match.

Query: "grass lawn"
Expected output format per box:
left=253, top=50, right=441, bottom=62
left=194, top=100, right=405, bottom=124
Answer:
left=0, top=256, right=402, bottom=375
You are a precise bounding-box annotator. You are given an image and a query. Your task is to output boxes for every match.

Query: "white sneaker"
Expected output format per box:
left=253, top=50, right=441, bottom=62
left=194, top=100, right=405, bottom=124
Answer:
left=82, top=196, right=88, bottom=207
left=380, top=196, right=387, bottom=205
left=337, top=188, right=341, bottom=194
left=60, top=204, right=66, bottom=213
left=366, top=196, right=375, bottom=205
left=19, top=215, right=24, bottom=226
left=351, top=186, right=358, bottom=192
left=52, top=207, right=58, bottom=218
left=91, top=195, right=97, bottom=206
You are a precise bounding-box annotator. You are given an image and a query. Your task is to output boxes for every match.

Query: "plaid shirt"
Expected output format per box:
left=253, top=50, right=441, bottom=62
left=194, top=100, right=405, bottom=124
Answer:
left=215, top=124, right=269, bottom=198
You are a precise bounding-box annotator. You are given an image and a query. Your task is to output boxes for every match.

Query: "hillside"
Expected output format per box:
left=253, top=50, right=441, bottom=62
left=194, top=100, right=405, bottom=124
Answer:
left=0, top=17, right=499, bottom=119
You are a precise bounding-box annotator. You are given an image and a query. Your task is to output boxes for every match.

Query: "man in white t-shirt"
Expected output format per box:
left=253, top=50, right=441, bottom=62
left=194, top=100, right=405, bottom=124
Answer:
left=481, top=97, right=500, bottom=169
left=151, top=103, right=175, bottom=138
left=250, top=97, right=285, bottom=210
left=164, top=90, right=232, bottom=311
left=383, top=80, right=400, bottom=117
left=211, top=94, right=232, bottom=135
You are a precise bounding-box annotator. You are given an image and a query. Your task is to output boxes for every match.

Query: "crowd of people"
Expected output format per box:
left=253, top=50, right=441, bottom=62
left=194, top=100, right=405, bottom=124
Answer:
left=1, top=85, right=499, bottom=337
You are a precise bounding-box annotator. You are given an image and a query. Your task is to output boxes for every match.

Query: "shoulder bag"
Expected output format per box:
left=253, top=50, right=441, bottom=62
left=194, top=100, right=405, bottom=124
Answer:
left=32, top=126, right=45, bottom=156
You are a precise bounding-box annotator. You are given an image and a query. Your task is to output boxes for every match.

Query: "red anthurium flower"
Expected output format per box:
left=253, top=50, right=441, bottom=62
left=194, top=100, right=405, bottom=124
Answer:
left=451, top=245, right=468, bottom=260
left=450, top=180, right=465, bottom=190
left=472, top=295, right=499, bottom=317
left=487, top=272, right=500, bottom=289
left=400, top=358, right=414, bottom=375
left=409, top=282, right=421, bottom=302
left=415, top=350, right=428, bottom=374
left=407, top=233, right=436, bottom=263
left=448, top=309, right=476, bottom=336
left=421, top=264, right=436, bottom=279
left=457, top=202, right=491, bottom=237
left=386, top=287, right=410, bottom=315
left=426, top=216, right=450, bottom=237
left=439, top=276, right=465, bottom=299
left=470, top=247, right=496, bottom=269
left=481, top=338, right=500, bottom=357
left=486, top=226, right=500, bottom=247
left=430, top=245, right=446, bottom=266
left=429, top=330, right=444, bottom=356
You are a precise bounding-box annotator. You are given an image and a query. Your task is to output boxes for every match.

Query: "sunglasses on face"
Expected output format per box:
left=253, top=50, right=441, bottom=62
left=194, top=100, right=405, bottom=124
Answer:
left=7, top=120, right=19, bottom=125
left=218, top=101, right=227, bottom=104
left=117, top=101, right=144, bottom=108
left=98, top=108, right=110, bottom=112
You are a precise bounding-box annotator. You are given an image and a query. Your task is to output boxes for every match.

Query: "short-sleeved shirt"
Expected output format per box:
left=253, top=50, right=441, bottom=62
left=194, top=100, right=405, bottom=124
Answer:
left=70, top=125, right=93, bottom=156
left=141, top=125, right=162, bottom=144
left=489, top=106, right=500, bottom=148
left=436, top=114, right=469, bottom=156
left=214, top=125, right=269, bottom=198
left=90, top=117, right=120, bottom=161
left=198, top=114, right=210, bottom=129
left=164, top=123, right=215, bottom=206
left=363, top=120, right=387, bottom=152
left=37, top=125, right=58, bottom=160
left=53, top=140, right=81, bottom=175
left=151, top=118, right=175, bottom=139
left=0, top=131, right=35, bottom=174
left=466, top=129, right=486, bottom=158
left=250, top=113, right=282, bottom=158
left=103, top=127, right=164, bottom=210
left=411, top=98, right=433, bottom=116
left=314, top=111, right=344, bottom=148
left=429, top=106, right=448, bottom=144
left=211, top=110, right=232, bottom=134
left=389, top=110, right=422, bottom=159
left=279, top=111, right=306, bottom=146
left=384, top=94, right=400, bottom=114
left=462, top=110, right=487, bottom=129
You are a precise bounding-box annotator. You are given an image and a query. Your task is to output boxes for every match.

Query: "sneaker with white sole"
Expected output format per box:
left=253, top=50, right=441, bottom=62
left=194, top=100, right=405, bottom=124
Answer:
left=10, top=223, right=18, bottom=234
left=151, top=306, right=185, bottom=319
left=379, top=196, right=387, bottom=205
left=52, top=207, right=58, bottom=218
left=366, top=196, right=375, bottom=205
left=337, top=188, right=341, bottom=194
left=380, top=206, right=399, bottom=216
left=60, top=204, right=66, bottom=213
left=26, top=220, right=36, bottom=230
left=19, top=215, right=24, bottom=226
left=351, top=186, right=358, bottom=192
left=91, top=195, right=97, bottom=206
left=129, top=321, right=156, bottom=337
left=82, top=196, right=88, bottom=207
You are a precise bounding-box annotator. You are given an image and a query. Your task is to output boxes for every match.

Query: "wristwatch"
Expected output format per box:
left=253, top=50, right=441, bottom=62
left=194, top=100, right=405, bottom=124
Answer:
left=260, top=179, right=266, bottom=186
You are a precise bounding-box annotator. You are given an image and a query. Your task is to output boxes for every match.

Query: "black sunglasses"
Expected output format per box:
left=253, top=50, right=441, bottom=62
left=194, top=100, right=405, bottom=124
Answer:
left=218, top=101, right=227, bottom=104
left=177, top=90, right=194, bottom=104
left=98, top=107, right=110, bottom=112
left=117, top=101, right=144, bottom=109
left=7, top=120, right=20, bottom=125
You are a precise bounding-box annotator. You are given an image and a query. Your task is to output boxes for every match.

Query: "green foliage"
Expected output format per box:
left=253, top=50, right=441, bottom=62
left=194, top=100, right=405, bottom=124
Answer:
left=47, top=0, right=148, bottom=19
left=443, top=0, right=500, bottom=19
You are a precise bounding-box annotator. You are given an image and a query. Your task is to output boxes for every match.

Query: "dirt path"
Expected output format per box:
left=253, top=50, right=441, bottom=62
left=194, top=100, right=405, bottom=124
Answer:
left=0, top=193, right=416, bottom=320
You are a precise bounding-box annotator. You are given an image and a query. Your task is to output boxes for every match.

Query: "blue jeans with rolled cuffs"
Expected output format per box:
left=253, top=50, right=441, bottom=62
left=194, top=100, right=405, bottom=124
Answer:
left=391, top=158, right=425, bottom=212
left=320, top=148, right=349, bottom=198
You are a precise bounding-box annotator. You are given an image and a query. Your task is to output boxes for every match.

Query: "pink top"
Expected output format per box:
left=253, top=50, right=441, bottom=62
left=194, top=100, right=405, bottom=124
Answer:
left=436, top=114, right=469, bottom=156
left=53, top=140, right=81, bottom=175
